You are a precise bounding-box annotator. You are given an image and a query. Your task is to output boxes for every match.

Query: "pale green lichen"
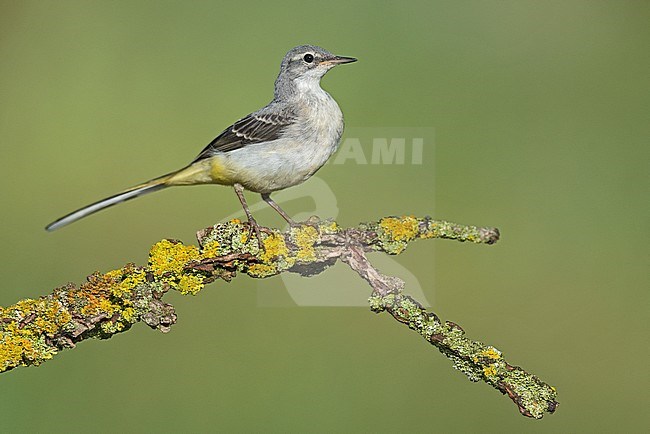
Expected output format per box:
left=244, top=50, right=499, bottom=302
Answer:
left=363, top=216, right=498, bottom=255
left=319, top=219, right=340, bottom=235
left=367, top=291, right=557, bottom=419
left=419, top=218, right=497, bottom=244
left=199, top=220, right=263, bottom=256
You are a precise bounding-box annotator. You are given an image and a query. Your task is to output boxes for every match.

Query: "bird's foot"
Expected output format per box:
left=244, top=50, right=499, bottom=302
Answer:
left=244, top=216, right=266, bottom=251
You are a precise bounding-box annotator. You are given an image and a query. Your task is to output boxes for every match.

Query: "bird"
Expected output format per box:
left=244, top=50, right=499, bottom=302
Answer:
left=45, top=45, right=357, bottom=244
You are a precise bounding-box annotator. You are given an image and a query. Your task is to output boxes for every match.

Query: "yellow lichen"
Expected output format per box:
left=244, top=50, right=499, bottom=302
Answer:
left=76, top=269, right=127, bottom=315
left=103, top=268, right=124, bottom=281
left=34, top=316, right=56, bottom=334
left=0, top=297, right=73, bottom=372
left=121, top=307, right=137, bottom=323
left=101, top=320, right=124, bottom=334
left=149, top=239, right=200, bottom=277
left=1, top=327, right=31, bottom=370
left=177, top=274, right=204, bottom=295
left=261, top=233, right=289, bottom=262
left=111, top=268, right=147, bottom=298
left=98, top=298, right=119, bottom=315
left=320, top=220, right=340, bottom=234
left=9, top=299, right=72, bottom=335
left=380, top=216, right=419, bottom=242
left=292, top=225, right=319, bottom=261
left=81, top=293, right=116, bottom=317
left=247, top=263, right=278, bottom=278
left=79, top=294, right=103, bottom=316
left=201, top=240, right=222, bottom=258
left=483, top=365, right=498, bottom=377
left=481, top=347, right=502, bottom=360
left=0, top=323, right=56, bottom=370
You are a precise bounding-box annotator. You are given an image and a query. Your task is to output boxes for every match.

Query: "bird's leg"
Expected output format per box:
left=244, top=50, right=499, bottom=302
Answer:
left=261, top=193, right=298, bottom=226
left=233, top=183, right=264, bottom=248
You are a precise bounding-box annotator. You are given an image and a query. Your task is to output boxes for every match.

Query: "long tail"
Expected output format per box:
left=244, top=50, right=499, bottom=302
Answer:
left=46, top=160, right=216, bottom=231
left=46, top=171, right=178, bottom=232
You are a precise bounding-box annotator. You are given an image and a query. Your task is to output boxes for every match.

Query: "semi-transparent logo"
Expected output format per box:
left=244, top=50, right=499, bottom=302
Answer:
left=224, top=127, right=435, bottom=307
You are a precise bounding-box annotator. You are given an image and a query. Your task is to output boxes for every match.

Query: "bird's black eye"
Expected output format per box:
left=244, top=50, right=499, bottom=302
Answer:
left=303, top=53, right=314, bottom=63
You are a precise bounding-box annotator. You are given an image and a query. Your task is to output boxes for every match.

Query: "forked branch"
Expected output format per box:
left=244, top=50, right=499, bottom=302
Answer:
left=0, top=216, right=557, bottom=419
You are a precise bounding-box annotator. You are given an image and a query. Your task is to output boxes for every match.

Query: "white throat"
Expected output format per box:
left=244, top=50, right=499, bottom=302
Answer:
left=294, top=75, right=326, bottom=95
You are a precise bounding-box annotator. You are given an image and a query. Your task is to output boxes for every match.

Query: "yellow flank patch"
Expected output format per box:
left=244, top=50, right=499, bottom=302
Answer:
left=209, top=157, right=235, bottom=185
left=166, top=160, right=220, bottom=185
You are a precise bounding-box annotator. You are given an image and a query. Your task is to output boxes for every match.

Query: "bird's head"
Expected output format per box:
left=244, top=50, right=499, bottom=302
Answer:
left=275, top=45, right=356, bottom=94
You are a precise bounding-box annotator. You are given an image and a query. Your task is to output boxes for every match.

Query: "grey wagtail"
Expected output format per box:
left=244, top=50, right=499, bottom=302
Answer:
left=46, top=45, right=356, bottom=243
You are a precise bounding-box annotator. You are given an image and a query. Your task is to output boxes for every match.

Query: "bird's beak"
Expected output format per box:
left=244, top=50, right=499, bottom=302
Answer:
left=325, top=55, right=357, bottom=65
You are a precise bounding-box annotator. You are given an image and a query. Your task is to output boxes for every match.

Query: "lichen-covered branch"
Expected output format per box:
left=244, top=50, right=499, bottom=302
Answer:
left=0, top=216, right=557, bottom=419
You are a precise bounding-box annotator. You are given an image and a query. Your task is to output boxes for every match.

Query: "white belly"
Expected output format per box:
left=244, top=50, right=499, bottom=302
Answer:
left=220, top=90, right=344, bottom=193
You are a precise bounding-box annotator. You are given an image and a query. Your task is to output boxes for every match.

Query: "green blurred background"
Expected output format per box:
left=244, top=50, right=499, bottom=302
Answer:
left=1, top=1, right=648, bottom=432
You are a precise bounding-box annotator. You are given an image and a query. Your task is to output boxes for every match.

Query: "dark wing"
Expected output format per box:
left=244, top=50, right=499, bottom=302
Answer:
left=192, top=111, right=295, bottom=162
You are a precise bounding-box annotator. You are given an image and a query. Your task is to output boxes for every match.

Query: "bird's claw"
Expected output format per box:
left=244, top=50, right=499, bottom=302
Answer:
left=243, top=217, right=265, bottom=252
